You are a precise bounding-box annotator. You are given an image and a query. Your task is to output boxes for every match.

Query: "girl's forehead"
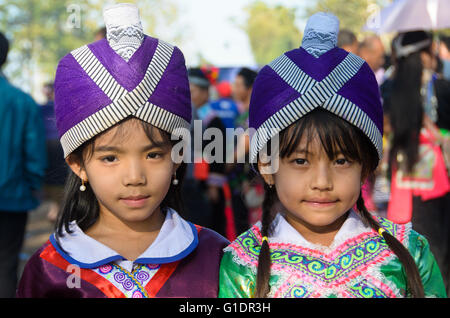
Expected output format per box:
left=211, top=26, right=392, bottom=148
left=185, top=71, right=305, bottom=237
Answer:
left=94, top=119, right=164, bottom=147
left=289, top=129, right=323, bottom=150
left=292, top=136, right=332, bottom=155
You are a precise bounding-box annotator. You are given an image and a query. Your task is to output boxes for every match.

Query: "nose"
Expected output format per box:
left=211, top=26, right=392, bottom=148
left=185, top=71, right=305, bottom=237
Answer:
left=122, top=159, right=146, bottom=186
left=310, top=163, right=333, bottom=191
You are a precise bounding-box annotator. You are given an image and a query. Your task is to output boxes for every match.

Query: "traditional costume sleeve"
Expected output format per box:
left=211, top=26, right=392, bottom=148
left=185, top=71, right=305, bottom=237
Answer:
left=407, top=230, right=447, bottom=297
left=16, top=244, right=86, bottom=298
left=218, top=250, right=256, bottom=298
left=17, top=246, right=51, bottom=298
left=17, top=242, right=108, bottom=298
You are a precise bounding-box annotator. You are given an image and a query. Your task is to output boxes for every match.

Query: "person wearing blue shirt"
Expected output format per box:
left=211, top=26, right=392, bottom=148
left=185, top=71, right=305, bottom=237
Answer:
left=0, top=32, right=47, bottom=297
left=209, top=85, right=240, bottom=130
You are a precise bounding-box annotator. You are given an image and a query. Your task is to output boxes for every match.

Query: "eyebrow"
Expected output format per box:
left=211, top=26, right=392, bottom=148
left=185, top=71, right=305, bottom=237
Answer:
left=292, top=148, right=312, bottom=155
left=94, top=144, right=162, bottom=153
left=292, top=148, right=344, bottom=157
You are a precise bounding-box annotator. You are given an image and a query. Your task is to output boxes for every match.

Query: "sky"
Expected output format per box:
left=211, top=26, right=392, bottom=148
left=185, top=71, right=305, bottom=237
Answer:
left=159, top=0, right=312, bottom=67
left=4, top=0, right=314, bottom=100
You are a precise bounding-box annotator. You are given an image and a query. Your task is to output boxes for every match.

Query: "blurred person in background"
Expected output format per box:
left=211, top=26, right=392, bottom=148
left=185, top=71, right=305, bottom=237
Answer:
left=385, top=30, right=450, bottom=294
left=210, top=80, right=240, bottom=131
left=229, top=67, right=263, bottom=229
left=357, top=35, right=386, bottom=215
left=337, top=29, right=358, bottom=54
left=438, top=35, right=450, bottom=81
left=40, top=82, right=67, bottom=222
left=358, top=35, right=386, bottom=85
left=94, top=26, right=106, bottom=41
left=232, top=67, right=256, bottom=116
left=0, top=32, right=47, bottom=297
left=185, top=68, right=230, bottom=239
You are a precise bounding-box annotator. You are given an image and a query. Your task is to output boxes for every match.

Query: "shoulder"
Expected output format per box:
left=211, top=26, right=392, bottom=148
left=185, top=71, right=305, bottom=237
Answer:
left=17, top=240, right=66, bottom=298
left=196, top=225, right=229, bottom=252
left=26, top=238, right=71, bottom=272
left=19, top=240, right=61, bottom=279
left=376, top=216, right=435, bottom=263
left=219, top=228, right=259, bottom=297
left=375, top=216, right=411, bottom=245
left=0, top=79, right=37, bottom=108
left=22, top=241, right=52, bottom=270
left=402, top=225, right=433, bottom=259
left=223, top=225, right=262, bottom=267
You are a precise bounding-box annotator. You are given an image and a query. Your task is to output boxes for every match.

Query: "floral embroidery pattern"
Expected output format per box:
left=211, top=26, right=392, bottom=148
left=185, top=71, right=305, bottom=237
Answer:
left=94, top=263, right=160, bottom=298
left=228, top=217, right=406, bottom=298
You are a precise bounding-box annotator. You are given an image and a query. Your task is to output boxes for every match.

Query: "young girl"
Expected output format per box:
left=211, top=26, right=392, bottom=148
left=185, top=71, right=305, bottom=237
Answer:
left=17, top=4, right=228, bottom=298
left=218, top=12, right=446, bottom=298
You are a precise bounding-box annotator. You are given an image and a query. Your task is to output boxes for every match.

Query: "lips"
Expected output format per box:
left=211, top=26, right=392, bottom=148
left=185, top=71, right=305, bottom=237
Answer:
left=120, top=195, right=150, bottom=208
left=304, top=198, right=338, bottom=203
left=303, top=198, right=339, bottom=207
left=122, top=195, right=149, bottom=200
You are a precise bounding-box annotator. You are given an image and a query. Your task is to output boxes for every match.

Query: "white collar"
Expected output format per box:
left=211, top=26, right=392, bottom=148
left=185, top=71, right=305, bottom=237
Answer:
left=268, top=210, right=372, bottom=253
left=50, top=208, right=198, bottom=269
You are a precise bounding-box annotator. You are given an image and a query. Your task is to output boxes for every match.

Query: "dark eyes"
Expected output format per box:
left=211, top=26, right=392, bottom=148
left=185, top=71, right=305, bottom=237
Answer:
left=294, top=158, right=307, bottom=165
left=100, top=152, right=163, bottom=163
left=335, top=158, right=349, bottom=165
left=147, top=152, right=163, bottom=159
left=101, top=155, right=117, bottom=163
left=292, top=158, right=350, bottom=166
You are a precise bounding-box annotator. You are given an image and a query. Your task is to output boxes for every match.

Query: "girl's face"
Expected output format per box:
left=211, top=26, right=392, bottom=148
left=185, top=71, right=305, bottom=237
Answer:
left=260, top=132, right=363, bottom=232
left=68, top=119, right=177, bottom=225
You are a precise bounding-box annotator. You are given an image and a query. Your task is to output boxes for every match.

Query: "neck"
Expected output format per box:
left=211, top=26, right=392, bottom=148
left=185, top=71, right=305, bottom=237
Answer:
left=87, top=206, right=165, bottom=238
left=241, top=93, right=251, bottom=110
left=284, top=211, right=349, bottom=247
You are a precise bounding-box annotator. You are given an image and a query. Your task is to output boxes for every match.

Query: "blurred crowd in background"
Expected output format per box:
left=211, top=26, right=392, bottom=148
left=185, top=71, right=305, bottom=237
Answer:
left=1, top=1, right=450, bottom=298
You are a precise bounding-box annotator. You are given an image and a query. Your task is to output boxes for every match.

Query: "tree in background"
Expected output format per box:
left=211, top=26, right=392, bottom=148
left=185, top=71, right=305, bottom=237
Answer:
left=305, top=0, right=390, bottom=37
left=0, top=0, right=180, bottom=96
left=0, top=0, right=92, bottom=92
left=242, top=1, right=301, bottom=66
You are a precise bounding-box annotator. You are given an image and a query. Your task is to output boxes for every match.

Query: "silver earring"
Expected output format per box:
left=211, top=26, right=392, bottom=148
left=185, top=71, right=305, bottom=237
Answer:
left=172, top=174, right=179, bottom=186
left=79, top=179, right=86, bottom=192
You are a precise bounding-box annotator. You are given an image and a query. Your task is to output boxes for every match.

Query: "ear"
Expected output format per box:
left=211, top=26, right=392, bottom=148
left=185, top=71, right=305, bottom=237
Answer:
left=257, top=160, right=275, bottom=186
left=65, top=155, right=88, bottom=181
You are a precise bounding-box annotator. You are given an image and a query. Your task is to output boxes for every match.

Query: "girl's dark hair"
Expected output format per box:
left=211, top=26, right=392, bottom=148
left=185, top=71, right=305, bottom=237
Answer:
left=387, top=31, right=432, bottom=175
left=254, top=108, right=424, bottom=298
left=55, top=118, right=186, bottom=238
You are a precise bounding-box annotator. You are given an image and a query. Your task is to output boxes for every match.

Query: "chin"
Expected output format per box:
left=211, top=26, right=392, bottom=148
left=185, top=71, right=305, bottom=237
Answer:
left=118, top=209, right=156, bottom=223
left=293, top=210, right=348, bottom=228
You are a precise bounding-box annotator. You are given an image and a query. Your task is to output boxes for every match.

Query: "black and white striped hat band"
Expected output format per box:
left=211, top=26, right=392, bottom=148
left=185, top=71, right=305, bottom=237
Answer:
left=60, top=40, right=190, bottom=157
left=249, top=52, right=383, bottom=164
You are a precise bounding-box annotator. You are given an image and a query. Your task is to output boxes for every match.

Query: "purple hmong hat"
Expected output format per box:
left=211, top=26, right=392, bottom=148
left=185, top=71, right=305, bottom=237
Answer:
left=249, top=12, right=383, bottom=164
left=54, top=4, right=191, bottom=157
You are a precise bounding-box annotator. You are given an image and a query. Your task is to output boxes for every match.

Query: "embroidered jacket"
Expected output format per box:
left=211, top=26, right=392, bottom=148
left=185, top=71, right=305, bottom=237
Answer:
left=17, top=209, right=228, bottom=298
left=218, top=210, right=446, bottom=298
